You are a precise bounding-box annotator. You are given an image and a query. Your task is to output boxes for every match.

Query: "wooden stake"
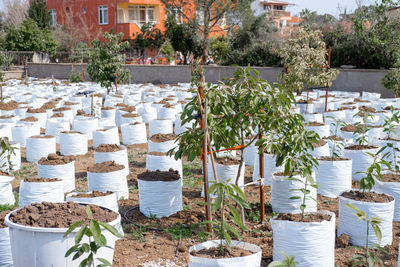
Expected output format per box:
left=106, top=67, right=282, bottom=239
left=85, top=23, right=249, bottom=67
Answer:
left=0, top=84, right=3, bottom=103
left=81, top=61, right=84, bottom=81
left=115, top=73, right=118, bottom=92
left=325, top=47, right=332, bottom=112
left=91, top=94, right=94, bottom=116
left=259, top=132, right=265, bottom=223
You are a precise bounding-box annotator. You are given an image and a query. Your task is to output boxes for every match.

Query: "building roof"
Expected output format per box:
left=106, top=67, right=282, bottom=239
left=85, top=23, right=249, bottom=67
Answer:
left=260, top=0, right=291, bottom=5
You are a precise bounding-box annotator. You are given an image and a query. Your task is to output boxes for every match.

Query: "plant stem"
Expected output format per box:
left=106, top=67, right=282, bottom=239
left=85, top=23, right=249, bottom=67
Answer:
left=366, top=221, right=370, bottom=266
left=301, top=177, right=308, bottom=218
left=220, top=190, right=225, bottom=255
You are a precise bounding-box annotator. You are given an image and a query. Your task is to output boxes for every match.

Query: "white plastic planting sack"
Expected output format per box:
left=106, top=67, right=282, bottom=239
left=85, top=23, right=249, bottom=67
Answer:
left=138, top=178, right=182, bottom=218
left=59, top=132, right=88, bottom=155
left=73, top=117, right=98, bottom=139
left=316, top=158, right=352, bottom=198
left=66, top=192, right=119, bottom=212
left=26, top=136, right=56, bottom=163
left=148, top=139, right=176, bottom=153
left=94, top=146, right=129, bottom=175
left=0, top=141, right=21, bottom=172
left=0, top=124, right=13, bottom=141
left=11, top=124, right=31, bottom=147
left=120, top=115, right=143, bottom=125
left=271, top=211, right=335, bottom=267
left=158, top=107, right=179, bottom=121
left=338, top=190, right=394, bottom=247
left=0, top=175, right=15, bottom=205
left=244, top=142, right=257, bottom=167
left=188, top=240, right=262, bottom=267
left=18, top=179, right=64, bottom=207
left=368, top=127, right=385, bottom=145
left=146, top=154, right=183, bottom=178
left=88, top=168, right=129, bottom=200
left=0, top=227, right=13, bottom=267
left=93, top=126, right=120, bottom=148
left=148, top=119, right=173, bottom=136
left=26, top=112, right=47, bottom=128
left=138, top=106, right=157, bottom=123
left=343, top=147, right=380, bottom=181
left=253, top=153, right=283, bottom=186
left=304, top=113, right=323, bottom=123
left=309, top=142, right=330, bottom=158
left=45, top=119, right=70, bottom=143
left=38, top=161, right=75, bottom=193
left=297, top=103, right=314, bottom=114
left=271, top=173, right=317, bottom=214
left=101, top=108, right=116, bottom=122
left=174, top=115, right=195, bottom=135
left=324, top=138, right=352, bottom=157
left=121, top=123, right=147, bottom=145
left=19, top=121, right=40, bottom=136
left=306, top=124, right=330, bottom=138
left=374, top=173, right=400, bottom=221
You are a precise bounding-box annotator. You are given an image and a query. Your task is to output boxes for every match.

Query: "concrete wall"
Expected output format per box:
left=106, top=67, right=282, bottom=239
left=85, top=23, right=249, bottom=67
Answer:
left=27, top=63, right=393, bottom=98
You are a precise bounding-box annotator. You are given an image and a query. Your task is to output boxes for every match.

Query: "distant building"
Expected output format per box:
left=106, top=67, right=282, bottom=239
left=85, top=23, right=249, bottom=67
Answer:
left=251, top=0, right=301, bottom=36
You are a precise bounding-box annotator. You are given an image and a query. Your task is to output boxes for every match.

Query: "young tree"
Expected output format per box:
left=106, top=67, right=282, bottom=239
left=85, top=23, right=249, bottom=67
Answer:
left=87, top=32, right=130, bottom=93
left=131, top=23, right=164, bottom=59
left=278, top=28, right=339, bottom=96
left=161, top=0, right=248, bottom=64
left=28, top=0, right=51, bottom=29
left=382, top=61, right=400, bottom=97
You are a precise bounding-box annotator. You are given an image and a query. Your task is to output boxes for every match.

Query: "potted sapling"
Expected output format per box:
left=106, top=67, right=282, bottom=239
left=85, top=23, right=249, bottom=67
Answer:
left=315, top=117, right=352, bottom=197
left=343, top=111, right=380, bottom=181
left=188, top=181, right=262, bottom=266
left=337, top=151, right=395, bottom=247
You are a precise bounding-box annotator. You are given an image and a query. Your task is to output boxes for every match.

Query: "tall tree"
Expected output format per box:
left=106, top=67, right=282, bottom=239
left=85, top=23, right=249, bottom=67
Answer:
left=3, top=0, right=28, bottom=27
left=161, top=0, right=244, bottom=64
left=28, top=0, right=50, bottom=29
left=131, top=23, right=164, bottom=59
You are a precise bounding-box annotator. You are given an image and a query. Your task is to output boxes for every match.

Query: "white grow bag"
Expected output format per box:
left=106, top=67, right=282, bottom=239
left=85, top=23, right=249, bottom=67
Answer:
left=309, top=142, right=330, bottom=158
left=101, top=108, right=116, bottom=121
left=18, top=179, right=64, bottom=207
left=45, top=119, right=70, bottom=143
left=72, top=117, right=98, bottom=139
left=148, top=139, right=176, bottom=153
left=0, top=174, right=15, bottom=205
left=343, top=146, right=380, bottom=181
left=316, top=158, right=352, bottom=198
left=148, top=119, right=173, bottom=136
left=373, top=172, right=400, bottom=221
left=121, top=123, right=147, bottom=145
left=188, top=240, right=262, bottom=267
left=26, top=136, right=56, bottom=163
left=146, top=154, right=183, bottom=178
left=38, top=161, right=75, bottom=193
left=306, top=124, right=330, bottom=138
left=252, top=153, right=283, bottom=186
left=271, top=211, right=335, bottom=267
left=120, top=114, right=143, bottom=125
left=338, top=190, right=394, bottom=247
left=93, top=126, right=120, bottom=148
left=12, top=124, right=34, bottom=147
left=66, top=191, right=119, bottom=212
left=244, top=142, right=257, bottom=167
left=94, top=146, right=129, bottom=175
left=138, top=177, right=182, bottom=218
left=88, top=167, right=129, bottom=200
left=304, top=113, right=323, bottom=123
left=157, top=106, right=179, bottom=121
left=0, top=227, right=12, bottom=267
left=59, top=132, right=88, bottom=156
left=0, top=141, right=21, bottom=172
left=271, top=173, right=317, bottom=214
left=5, top=207, right=121, bottom=267
left=138, top=106, right=157, bottom=123
left=25, top=112, right=47, bottom=128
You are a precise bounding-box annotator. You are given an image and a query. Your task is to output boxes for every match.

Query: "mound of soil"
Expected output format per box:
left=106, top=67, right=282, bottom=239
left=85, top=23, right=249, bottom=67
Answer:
left=359, top=106, right=376, bottom=113
left=101, top=107, right=115, bottom=110
left=150, top=133, right=176, bottom=143
left=0, top=115, right=14, bottom=119
left=318, top=156, right=350, bottom=161
left=341, top=125, right=358, bottom=132
left=190, top=247, right=253, bottom=259
left=9, top=202, right=118, bottom=227
left=367, top=124, right=383, bottom=128
left=215, top=157, right=241, bottom=165
left=0, top=101, right=18, bottom=110
left=41, top=101, right=58, bottom=109
left=0, top=170, right=12, bottom=176
left=61, top=130, right=82, bottom=134
left=341, top=190, right=393, bottom=203
left=122, top=113, right=140, bottom=118
left=138, top=169, right=180, bottom=181
left=53, top=107, right=71, bottom=112
left=27, top=107, right=46, bottom=113
left=87, top=161, right=124, bottom=173
left=324, top=135, right=344, bottom=141
left=24, top=178, right=61, bottom=182
left=275, top=212, right=332, bottom=223
left=354, top=98, right=370, bottom=103
left=345, top=144, right=377, bottom=150
left=306, top=122, right=325, bottom=126
left=297, top=99, right=313, bottom=104
left=383, top=106, right=400, bottom=111
left=382, top=173, right=400, bottom=183
left=116, top=103, right=129, bottom=108
left=70, top=191, right=113, bottom=198
left=313, top=139, right=327, bottom=148
left=76, top=110, right=91, bottom=117
left=38, top=153, right=75, bottom=165
left=163, top=103, right=174, bottom=108
left=64, top=101, right=78, bottom=106
left=20, top=116, right=38, bottom=122
left=30, top=135, right=54, bottom=139
left=51, top=113, right=64, bottom=118
left=120, top=106, right=136, bottom=113
left=94, top=144, right=123, bottom=152
left=337, top=106, right=356, bottom=110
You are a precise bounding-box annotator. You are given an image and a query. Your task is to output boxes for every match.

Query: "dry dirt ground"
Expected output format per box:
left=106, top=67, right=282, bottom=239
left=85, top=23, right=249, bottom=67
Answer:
left=9, top=142, right=400, bottom=267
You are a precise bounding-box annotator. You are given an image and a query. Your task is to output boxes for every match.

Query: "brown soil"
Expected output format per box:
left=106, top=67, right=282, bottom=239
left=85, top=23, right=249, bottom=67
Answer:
left=70, top=191, right=113, bottom=198
left=76, top=110, right=90, bottom=117
left=306, top=122, right=325, bottom=126
left=148, top=152, right=167, bottom=156
left=53, top=107, right=71, bottom=112
left=0, top=101, right=18, bottom=110
left=138, top=169, right=181, bottom=181
left=345, top=144, right=377, bottom=150
left=273, top=172, right=287, bottom=176
left=313, top=139, right=327, bottom=148
left=51, top=113, right=64, bottom=118
left=150, top=133, right=176, bottom=143
left=130, top=122, right=142, bottom=125
left=337, top=106, right=356, bottom=110
left=61, top=130, right=81, bottom=134
left=41, top=102, right=58, bottom=109
left=64, top=101, right=78, bottom=106
left=359, top=106, right=376, bottom=113
left=297, top=99, right=313, bottom=104
left=92, top=93, right=103, bottom=98
left=384, top=106, right=400, bottom=111
left=367, top=124, right=383, bottom=128
left=9, top=202, right=118, bottom=227
left=120, top=106, right=136, bottom=113
left=343, top=102, right=356, bottom=105
left=27, top=107, right=46, bottom=113
left=163, top=103, right=174, bottom=108
left=87, top=161, right=125, bottom=173
left=275, top=212, right=332, bottom=223
left=341, top=125, right=358, bottom=132
left=324, top=135, right=344, bottom=141
left=354, top=98, right=370, bottom=103
left=94, top=144, right=123, bottom=152
left=30, top=135, right=54, bottom=139
left=0, top=211, right=8, bottom=228
left=24, top=178, right=61, bottom=182
left=38, top=153, right=75, bottom=165
left=382, top=173, right=400, bottom=183
left=341, top=190, right=394, bottom=203
left=190, top=246, right=253, bottom=259
left=215, top=157, right=241, bottom=165
left=101, top=107, right=115, bottom=110
left=178, top=101, right=187, bottom=104
left=0, top=115, right=14, bottom=119
left=122, top=113, right=140, bottom=118
left=116, top=103, right=129, bottom=108
left=318, top=156, right=350, bottom=161
left=20, top=116, right=38, bottom=122
left=0, top=170, right=11, bottom=176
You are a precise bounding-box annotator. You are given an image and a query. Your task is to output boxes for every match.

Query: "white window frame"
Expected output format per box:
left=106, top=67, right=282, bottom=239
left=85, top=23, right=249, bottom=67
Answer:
left=98, top=5, right=108, bottom=25
left=49, top=9, right=56, bottom=27
left=128, top=5, right=156, bottom=27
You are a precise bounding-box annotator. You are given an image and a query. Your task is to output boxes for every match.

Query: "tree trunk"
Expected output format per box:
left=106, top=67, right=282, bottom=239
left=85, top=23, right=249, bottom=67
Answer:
left=201, top=7, right=210, bottom=65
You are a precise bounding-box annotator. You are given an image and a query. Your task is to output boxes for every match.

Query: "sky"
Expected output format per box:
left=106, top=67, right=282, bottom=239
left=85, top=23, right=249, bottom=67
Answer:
left=287, top=0, right=376, bottom=17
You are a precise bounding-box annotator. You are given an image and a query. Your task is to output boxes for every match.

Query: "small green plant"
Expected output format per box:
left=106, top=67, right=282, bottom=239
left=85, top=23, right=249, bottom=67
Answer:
left=353, top=111, right=373, bottom=145
left=269, top=254, right=298, bottom=267
left=0, top=137, right=18, bottom=171
left=165, top=224, right=193, bottom=240
left=64, top=205, right=123, bottom=267
left=130, top=225, right=146, bottom=242
left=357, top=150, right=389, bottom=192
left=326, top=116, right=346, bottom=158
left=69, top=70, right=84, bottom=83
left=346, top=204, right=387, bottom=267
left=381, top=108, right=400, bottom=170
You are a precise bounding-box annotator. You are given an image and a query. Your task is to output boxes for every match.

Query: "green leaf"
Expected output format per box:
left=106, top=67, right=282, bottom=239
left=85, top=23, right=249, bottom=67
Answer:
left=97, top=258, right=113, bottom=267
left=98, top=221, right=124, bottom=238
left=64, top=221, right=84, bottom=237
left=65, top=244, right=79, bottom=257
left=90, top=220, right=106, bottom=247
left=86, top=205, right=93, bottom=219
left=75, top=225, right=88, bottom=245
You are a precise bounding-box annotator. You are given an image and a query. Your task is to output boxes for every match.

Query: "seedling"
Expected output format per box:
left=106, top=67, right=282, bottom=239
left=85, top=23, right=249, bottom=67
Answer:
left=346, top=204, right=387, bottom=267
left=357, top=150, right=390, bottom=192
left=64, top=205, right=123, bottom=267
left=353, top=111, right=374, bottom=145
left=0, top=137, right=18, bottom=171
left=269, top=254, right=298, bottom=267
left=381, top=108, right=400, bottom=170
left=326, top=116, right=346, bottom=158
